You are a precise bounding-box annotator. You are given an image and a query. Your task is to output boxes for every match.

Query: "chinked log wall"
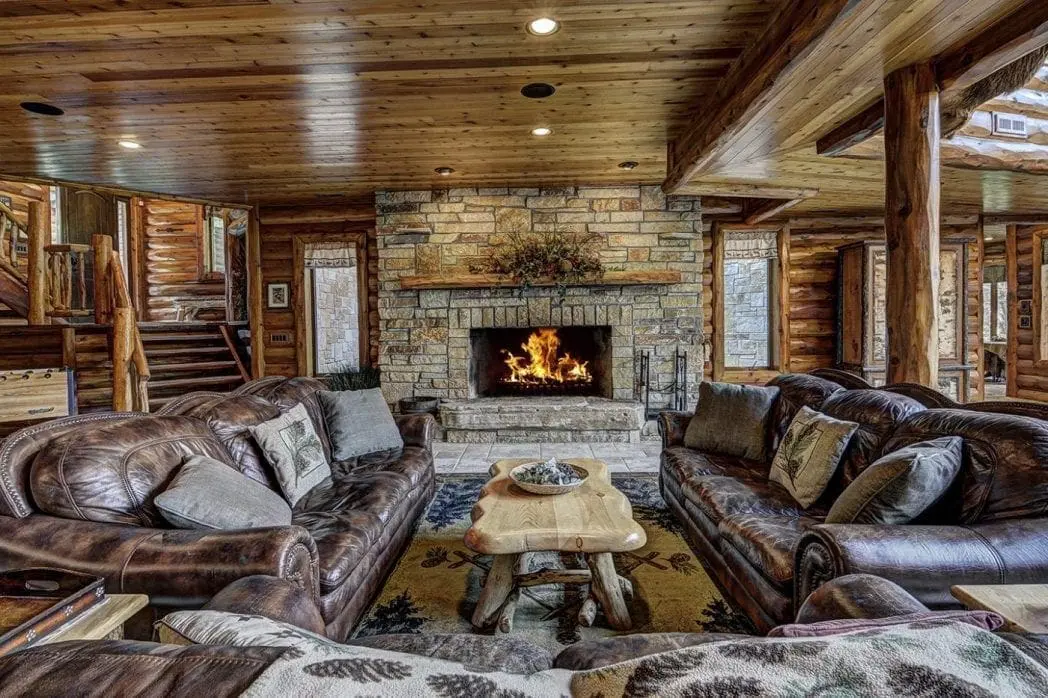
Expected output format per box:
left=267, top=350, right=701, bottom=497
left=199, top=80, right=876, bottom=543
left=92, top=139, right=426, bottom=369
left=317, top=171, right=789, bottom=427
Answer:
left=256, top=203, right=377, bottom=377
left=142, top=198, right=225, bottom=322
left=1008, top=223, right=1048, bottom=401
left=702, top=217, right=984, bottom=401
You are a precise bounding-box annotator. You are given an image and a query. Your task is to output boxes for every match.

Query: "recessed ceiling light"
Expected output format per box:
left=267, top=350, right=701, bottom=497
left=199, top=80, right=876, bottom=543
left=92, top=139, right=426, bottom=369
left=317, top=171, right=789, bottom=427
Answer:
left=435, top=166, right=455, bottom=176
left=618, top=161, right=639, bottom=170
left=531, top=126, right=553, bottom=137
left=20, top=101, right=64, bottom=116
left=521, top=83, right=556, bottom=99
left=118, top=140, right=143, bottom=150
left=527, top=17, right=560, bottom=36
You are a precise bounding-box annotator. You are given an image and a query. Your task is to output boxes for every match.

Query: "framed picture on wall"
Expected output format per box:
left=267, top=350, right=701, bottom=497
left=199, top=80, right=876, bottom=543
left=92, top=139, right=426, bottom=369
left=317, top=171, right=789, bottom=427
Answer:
left=1020, top=299, right=1033, bottom=315
left=266, top=282, right=290, bottom=309
left=1020, top=315, right=1033, bottom=330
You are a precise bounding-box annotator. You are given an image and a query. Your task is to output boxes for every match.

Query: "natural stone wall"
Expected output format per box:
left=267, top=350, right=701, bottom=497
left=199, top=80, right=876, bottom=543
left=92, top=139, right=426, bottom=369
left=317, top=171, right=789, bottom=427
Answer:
left=374, top=186, right=704, bottom=409
left=312, top=265, right=360, bottom=373
left=723, top=258, right=770, bottom=368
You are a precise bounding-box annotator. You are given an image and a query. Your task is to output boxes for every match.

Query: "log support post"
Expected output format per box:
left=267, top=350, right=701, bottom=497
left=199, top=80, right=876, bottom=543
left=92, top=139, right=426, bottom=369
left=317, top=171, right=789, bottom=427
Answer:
left=93, top=234, right=113, bottom=324
left=884, top=62, right=941, bottom=386
left=112, top=307, right=134, bottom=411
left=26, top=201, right=49, bottom=325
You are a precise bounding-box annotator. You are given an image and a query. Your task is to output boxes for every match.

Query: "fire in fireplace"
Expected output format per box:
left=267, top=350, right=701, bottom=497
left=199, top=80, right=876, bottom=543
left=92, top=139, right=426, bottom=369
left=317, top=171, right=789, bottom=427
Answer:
left=470, top=326, right=612, bottom=398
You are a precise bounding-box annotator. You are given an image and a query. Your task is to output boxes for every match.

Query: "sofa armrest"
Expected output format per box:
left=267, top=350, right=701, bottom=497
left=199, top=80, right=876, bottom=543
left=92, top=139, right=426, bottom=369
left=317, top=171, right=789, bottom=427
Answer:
left=794, top=519, right=1048, bottom=611
left=657, top=411, right=693, bottom=449
left=0, top=515, right=319, bottom=607
left=794, top=574, right=929, bottom=624
left=203, top=575, right=326, bottom=634
left=395, top=413, right=436, bottom=450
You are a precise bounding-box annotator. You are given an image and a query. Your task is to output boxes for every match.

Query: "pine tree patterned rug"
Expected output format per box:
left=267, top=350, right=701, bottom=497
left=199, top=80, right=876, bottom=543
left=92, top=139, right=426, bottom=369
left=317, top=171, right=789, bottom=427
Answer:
left=352, top=474, right=755, bottom=652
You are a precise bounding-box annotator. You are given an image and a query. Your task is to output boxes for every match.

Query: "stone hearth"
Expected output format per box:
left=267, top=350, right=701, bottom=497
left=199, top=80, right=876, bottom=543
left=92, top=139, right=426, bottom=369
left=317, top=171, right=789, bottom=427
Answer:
left=441, top=396, right=645, bottom=443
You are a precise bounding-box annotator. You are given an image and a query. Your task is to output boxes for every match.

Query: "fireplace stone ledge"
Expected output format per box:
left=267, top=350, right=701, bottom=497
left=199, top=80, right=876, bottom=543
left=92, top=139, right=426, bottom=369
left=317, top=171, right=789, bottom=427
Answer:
left=440, top=397, right=644, bottom=443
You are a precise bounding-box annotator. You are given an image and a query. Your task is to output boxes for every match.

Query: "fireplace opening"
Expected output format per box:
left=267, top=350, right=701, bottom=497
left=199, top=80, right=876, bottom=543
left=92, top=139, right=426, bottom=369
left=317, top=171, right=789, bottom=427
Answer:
left=470, top=326, right=613, bottom=398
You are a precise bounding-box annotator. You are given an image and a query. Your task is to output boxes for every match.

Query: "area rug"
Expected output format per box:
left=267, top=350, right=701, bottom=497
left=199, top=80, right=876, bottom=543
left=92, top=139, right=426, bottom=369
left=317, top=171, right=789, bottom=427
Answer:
left=352, top=474, right=755, bottom=652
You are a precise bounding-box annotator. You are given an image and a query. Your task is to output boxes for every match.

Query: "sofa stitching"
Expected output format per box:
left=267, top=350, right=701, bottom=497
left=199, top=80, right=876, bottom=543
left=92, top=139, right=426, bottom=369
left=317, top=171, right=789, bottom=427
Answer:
left=961, top=524, right=1007, bottom=583
left=53, top=437, right=87, bottom=520
left=120, top=434, right=223, bottom=525
left=120, top=530, right=164, bottom=592
left=0, top=412, right=136, bottom=518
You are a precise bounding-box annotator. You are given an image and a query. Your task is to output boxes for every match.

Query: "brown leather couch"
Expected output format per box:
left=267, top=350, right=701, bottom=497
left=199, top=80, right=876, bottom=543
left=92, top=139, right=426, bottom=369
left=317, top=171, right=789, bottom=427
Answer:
left=659, top=373, right=1048, bottom=632
left=2, top=573, right=1046, bottom=697
left=0, top=377, right=436, bottom=641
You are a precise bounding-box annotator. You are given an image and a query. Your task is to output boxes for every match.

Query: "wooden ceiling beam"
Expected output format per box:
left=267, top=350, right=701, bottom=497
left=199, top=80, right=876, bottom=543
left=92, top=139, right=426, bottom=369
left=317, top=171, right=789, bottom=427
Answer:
left=742, top=198, right=807, bottom=225
left=817, top=3, right=1048, bottom=156
left=674, top=183, right=819, bottom=200
left=662, top=0, right=856, bottom=194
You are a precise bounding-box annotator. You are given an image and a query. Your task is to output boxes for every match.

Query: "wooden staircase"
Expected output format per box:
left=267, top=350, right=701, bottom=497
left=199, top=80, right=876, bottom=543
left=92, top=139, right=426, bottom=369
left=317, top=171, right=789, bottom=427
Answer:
left=139, top=322, right=249, bottom=411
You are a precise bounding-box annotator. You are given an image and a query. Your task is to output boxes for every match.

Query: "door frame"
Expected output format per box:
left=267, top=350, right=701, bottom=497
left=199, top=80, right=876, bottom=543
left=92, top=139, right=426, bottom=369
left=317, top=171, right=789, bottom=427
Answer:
left=292, top=232, right=369, bottom=376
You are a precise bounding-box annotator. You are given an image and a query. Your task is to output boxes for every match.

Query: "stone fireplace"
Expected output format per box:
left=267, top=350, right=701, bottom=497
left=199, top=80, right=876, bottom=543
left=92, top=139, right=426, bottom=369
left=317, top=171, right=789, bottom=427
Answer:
left=374, top=185, right=705, bottom=442
left=470, top=326, right=612, bottom=399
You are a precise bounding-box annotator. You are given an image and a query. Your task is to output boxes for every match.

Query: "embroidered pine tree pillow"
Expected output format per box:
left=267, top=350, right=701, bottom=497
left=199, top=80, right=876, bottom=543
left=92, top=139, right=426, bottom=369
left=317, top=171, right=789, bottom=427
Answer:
left=770, top=406, right=857, bottom=507
left=250, top=403, right=331, bottom=505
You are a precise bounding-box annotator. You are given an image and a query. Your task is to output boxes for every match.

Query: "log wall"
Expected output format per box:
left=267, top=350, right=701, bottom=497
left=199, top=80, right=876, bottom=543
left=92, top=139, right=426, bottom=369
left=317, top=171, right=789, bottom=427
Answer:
left=1009, top=223, right=1048, bottom=401
left=141, top=198, right=225, bottom=322
left=702, top=217, right=984, bottom=400
left=257, top=203, right=376, bottom=377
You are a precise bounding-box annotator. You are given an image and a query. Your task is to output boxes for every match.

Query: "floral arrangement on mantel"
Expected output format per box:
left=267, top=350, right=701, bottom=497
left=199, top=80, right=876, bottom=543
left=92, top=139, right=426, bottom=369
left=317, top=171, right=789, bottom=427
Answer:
left=469, top=229, right=604, bottom=300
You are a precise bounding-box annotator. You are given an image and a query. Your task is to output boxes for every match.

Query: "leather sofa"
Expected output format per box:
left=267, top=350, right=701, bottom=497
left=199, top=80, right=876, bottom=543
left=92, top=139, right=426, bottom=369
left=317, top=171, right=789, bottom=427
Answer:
left=659, top=373, right=1048, bottom=632
left=0, top=377, right=436, bottom=641
left=1, top=573, right=1045, bottom=697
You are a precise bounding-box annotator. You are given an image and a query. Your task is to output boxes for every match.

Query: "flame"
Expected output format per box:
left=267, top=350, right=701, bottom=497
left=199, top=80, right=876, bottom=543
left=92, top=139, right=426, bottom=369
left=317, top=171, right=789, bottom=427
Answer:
left=502, top=328, right=592, bottom=385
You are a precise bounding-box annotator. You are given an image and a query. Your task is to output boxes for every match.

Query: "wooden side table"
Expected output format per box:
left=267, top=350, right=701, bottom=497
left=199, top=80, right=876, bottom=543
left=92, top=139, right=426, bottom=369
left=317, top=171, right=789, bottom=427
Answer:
left=37, top=594, right=150, bottom=645
left=465, top=458, right=646, bottom=632
left=951, top=584, right=1048, bottom=634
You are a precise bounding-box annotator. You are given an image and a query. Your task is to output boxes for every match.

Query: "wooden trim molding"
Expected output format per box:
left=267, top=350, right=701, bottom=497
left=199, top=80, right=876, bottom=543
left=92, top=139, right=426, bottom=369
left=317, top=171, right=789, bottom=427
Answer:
left=247, top=209, right=265, bottom=379
left=399, top=270, right=683, bottom=290
left=1032, top=227, right=1048, bottom=367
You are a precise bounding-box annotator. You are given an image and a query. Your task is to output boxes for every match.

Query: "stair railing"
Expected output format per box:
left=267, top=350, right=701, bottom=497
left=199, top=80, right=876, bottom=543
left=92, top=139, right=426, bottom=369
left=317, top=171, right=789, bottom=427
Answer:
left=0, top=200, right=27, bottom=277
left=93, top=234, right=150, bottom=412
left=42, top=244, right=91, bottom=319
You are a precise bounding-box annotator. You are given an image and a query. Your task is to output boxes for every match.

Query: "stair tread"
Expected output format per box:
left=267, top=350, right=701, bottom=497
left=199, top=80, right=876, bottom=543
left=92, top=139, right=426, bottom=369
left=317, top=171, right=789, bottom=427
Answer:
left=148, top=375, right=245, bottom=389
left=150, top=360, right=238, bottom=372
left=141, top=333, right=223, bottom=342
left=145, top=346, right=231, bottom=356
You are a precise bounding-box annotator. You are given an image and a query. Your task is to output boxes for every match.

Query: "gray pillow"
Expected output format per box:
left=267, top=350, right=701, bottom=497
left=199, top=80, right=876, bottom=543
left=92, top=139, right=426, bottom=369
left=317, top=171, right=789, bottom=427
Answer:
left=155, top=455, right=292, bottom=530
left=318, top=388, right=404, bottom=462
left=684, top=382, right=780, bottom=461
left=826, top=436, right=963, bottom=524
left=249, top=403, right=331, bottom=505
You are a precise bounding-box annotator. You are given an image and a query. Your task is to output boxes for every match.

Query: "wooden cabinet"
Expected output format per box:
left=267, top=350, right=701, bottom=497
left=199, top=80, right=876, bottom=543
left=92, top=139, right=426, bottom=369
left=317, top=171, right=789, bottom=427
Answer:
left=836, top=241, right=972, bottom=401
left=0, top=368, right=76, bottom=423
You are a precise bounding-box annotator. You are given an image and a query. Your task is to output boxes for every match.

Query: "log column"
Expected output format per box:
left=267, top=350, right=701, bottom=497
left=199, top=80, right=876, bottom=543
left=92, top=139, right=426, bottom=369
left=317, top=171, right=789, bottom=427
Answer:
left=26, top=201, right=49, bottom=325
left=884, top=62, right=941, bottom=386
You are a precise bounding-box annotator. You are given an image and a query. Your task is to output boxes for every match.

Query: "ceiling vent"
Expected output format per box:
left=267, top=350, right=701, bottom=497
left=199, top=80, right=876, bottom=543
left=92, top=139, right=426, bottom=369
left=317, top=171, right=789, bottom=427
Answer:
left=992, top=112, right=1027, bottom=138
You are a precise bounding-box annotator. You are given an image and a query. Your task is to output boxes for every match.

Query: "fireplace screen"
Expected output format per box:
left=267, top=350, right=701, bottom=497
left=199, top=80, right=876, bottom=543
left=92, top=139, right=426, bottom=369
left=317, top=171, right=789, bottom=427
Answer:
left=470, top=326, right=612, bottom=398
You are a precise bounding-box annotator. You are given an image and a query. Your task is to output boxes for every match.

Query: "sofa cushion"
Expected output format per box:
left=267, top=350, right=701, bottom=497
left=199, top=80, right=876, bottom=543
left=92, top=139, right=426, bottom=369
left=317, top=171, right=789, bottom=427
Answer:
left=719, top=514, right=816, bottom=587
left=770, top=406, right=857, bottom=508
left=883, top=408, right=1048, bottom=523
left=826, top=436, right=963, bottom=525
left=245, top=377, right=334, bottom=463
left=319, top=389, right=404, bottom=462
left=292, top=472, right=413, bottom=591
left=766, top=373, right=844, bottom=447
left=181, top=393, right=283, bottom=490
left=685, top=474, right=812, bottom=524
left=337, top=446, right=432, bottom=487
left=661, top=447, right=766, bottom=491
left=819, top=389, right=926, bottom=490
left=30, top=415, right=234, bottom=526
left=250, top=403, right=331, bottom=506
left=155, top=455, right=293, bottom=530
left=685, top=382, right=780, bottom=462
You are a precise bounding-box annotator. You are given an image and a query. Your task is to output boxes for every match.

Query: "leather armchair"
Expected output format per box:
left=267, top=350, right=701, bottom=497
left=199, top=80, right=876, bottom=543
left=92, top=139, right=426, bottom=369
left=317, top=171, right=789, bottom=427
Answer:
left=795, top=518, right=1048, bottom=610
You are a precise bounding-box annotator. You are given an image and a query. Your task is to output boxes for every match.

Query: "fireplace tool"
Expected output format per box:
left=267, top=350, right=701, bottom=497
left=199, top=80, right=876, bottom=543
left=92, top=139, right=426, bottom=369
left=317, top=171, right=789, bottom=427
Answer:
left=638, top=349, right=688, bottom=419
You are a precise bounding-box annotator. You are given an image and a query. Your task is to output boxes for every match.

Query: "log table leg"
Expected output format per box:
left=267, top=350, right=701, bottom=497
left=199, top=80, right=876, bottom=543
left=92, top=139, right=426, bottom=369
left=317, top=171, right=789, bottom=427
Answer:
left=588, top=552, right=633, bottom=630
left=472, top=553, right=519, bottom=628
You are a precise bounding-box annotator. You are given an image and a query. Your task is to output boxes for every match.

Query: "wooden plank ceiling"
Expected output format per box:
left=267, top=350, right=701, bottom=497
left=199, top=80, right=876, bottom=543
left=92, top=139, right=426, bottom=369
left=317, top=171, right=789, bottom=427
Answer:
left=0, top=0, right=1045, bottom=214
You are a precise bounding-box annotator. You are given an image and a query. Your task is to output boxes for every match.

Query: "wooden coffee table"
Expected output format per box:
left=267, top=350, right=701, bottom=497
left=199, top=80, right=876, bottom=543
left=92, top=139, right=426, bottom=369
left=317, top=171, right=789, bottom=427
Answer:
left=464, top=458, right=646, bottom=632
left=952, top=584, right=1048, bottom=633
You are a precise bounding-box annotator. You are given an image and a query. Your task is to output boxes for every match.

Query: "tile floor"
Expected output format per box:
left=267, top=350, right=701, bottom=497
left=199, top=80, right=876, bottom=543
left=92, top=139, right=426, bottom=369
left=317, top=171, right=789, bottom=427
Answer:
left=432, top=440, right=663, bottom=474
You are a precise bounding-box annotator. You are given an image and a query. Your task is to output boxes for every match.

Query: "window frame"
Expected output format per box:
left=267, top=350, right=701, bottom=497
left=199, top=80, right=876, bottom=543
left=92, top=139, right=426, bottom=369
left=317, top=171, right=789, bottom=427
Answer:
left=1032, top=227, right=1048, bottom=366
left=711, top=221, right=791, bottom=383
left=198, top=206, right=227, bottom=281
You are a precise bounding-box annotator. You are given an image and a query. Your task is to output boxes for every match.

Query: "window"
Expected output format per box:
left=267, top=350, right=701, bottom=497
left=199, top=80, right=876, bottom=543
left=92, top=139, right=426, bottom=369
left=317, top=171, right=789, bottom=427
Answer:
left=983, top=264, right=1007, bottom=343
left=713, top=223, right=789, bottom=381
left=201, top=207, right=226, bottom=278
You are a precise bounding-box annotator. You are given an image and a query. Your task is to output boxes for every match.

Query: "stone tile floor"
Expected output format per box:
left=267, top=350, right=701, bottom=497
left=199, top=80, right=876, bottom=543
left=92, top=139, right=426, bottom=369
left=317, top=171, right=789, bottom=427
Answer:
left=433, top=440, right=663, bottom=474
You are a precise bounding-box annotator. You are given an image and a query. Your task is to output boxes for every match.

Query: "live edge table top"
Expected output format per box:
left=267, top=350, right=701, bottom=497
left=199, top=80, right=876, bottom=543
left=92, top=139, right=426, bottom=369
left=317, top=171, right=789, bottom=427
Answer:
left=464, top=458, right=647, bottom=556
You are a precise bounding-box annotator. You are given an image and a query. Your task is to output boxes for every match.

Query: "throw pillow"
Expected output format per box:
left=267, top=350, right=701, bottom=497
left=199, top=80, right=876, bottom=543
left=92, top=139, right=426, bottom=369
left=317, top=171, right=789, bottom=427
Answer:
left=768, top=610, right=1004, bottom=637
left=769, top=406, right=857, bottom=507
left=249, top=403, right=331, bottom=505
left=155, top=455, right=293, bottom=530
left=825, top=436, right=963, bottom=524
left=684, top=382, right=780, bottom=462
left=317, top=388, right=404, bottom=462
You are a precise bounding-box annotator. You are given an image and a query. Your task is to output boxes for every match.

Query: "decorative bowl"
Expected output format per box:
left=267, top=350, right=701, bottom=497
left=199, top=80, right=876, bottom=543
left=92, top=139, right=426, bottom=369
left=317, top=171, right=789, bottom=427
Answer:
left=509, top=461, right=588, bottom=495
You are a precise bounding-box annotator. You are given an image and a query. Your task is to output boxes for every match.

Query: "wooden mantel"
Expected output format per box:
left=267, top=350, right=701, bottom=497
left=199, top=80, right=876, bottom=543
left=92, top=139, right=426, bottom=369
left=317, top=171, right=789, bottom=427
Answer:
left=400, top=270, right=683, bottom=291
